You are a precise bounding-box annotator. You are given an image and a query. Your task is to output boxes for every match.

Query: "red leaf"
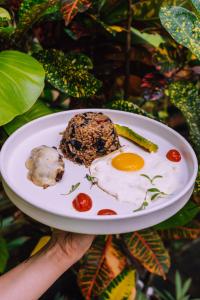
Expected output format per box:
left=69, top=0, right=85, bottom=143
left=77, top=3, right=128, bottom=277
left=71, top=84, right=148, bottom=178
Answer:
left=61, top=0, right=91, bottom=25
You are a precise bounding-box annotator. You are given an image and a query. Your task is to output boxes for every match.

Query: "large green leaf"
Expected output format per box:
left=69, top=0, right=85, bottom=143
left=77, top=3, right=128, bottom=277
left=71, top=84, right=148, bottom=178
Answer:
left=167, top=81, right=200, bottom=194
left=36, top=49, right=102, bottom=98
left=168, top=81, right=200, bottom=156
left=159, top=6, right=200, bottom=60
left=154, top=201, right=200, bottom=230
left=123, top=229, right=170, bottom=278
left=0, top=236, right=9, bottom=273
left=4, top=100, right=53, bottom=135
left=131, top=27, right=165, bottom=48
left=0, top=50, right=45, bottom=126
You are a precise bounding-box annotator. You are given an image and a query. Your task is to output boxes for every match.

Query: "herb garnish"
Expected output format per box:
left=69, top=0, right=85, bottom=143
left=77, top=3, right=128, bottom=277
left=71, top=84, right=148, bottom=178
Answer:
left=134, top=188, right=167, bottom=212
left=61, top=182, right=80, bottom=196
left=85, top=174, right=97, bottom=188
left=140, top=174, right=163, bottom=185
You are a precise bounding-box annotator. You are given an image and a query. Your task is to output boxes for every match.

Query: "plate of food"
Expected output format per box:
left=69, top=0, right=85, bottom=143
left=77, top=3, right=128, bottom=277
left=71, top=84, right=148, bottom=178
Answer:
left=0, top=109, right=198, bottom=234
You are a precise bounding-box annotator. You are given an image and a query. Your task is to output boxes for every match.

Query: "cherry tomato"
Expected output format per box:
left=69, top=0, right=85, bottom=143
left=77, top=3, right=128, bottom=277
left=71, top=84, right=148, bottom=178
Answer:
left=72, top=193, right=92, bottom=212
left=97, top=209, right=117, bottom=215
left=166, top=149, right=181, bottom=162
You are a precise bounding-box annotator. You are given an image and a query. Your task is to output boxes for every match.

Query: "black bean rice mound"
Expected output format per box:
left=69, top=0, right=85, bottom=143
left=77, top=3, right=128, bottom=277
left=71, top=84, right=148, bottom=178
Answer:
left=60, top=112, right=120, bottom=166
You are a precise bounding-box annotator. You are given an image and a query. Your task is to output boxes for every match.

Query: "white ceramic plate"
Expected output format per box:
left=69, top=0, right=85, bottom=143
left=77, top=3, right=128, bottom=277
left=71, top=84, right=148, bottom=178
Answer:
left=0, top=109, right=198, bottom=234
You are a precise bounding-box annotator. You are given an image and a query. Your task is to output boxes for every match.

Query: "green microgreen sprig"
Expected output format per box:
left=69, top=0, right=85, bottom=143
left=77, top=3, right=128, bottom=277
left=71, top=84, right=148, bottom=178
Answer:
left=85, top=174, right=97, bottom=188
left=134, top=187, right=167, bottom=212
left=61, top=182, right=80, bottom=196
left=140, top=174, right=163, bottom=185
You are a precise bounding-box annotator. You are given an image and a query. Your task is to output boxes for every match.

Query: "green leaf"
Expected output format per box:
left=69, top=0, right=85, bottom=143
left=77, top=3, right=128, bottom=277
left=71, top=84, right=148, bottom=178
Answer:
left=100, top=268, right=136, bottom=300
left=147, top=188, right=161, bottom=193
left=0, top=7, right=11, bottom=21
left=191, top=0, right=200, bottom=14
left=62, top=182, right=80, bottom=195
left=7, top=236, right=30, bottom=250
left=4, top=100, right=52, bottom=135
left=159, top=6, right=200, bottom=60
left=36, top=49, right=101, bottom=98
left=175, top=271, right=182, bottom=300
left=131, top=27, right=165, bottom=48
left=154, top=201, right=200, bottom=230
left=0, top=236, right=9, bottom=273
left=181, top=278, right=192, bottom=298
left=106, top=99, right=158, bottom=120
left=168, top=81, right=200, bottom=157
left=0, top=50, right=45, bottom=126
left=15, top=0, right=59, bottom=38
left=151, top=193, right=161, bottom=201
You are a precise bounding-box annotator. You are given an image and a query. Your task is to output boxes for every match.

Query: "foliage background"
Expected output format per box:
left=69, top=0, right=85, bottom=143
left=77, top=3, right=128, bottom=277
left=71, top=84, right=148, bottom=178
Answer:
left=0, top=0, right=200, bottom=299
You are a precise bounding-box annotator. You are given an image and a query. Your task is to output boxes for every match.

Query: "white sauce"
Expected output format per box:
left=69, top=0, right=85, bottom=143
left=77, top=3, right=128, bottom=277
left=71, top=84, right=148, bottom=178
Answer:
left=25, top=145, right=65, bottom=188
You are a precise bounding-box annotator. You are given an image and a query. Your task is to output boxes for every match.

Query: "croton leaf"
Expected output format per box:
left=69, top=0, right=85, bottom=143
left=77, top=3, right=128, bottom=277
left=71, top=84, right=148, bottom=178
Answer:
left=106, top=99, right=158, bottom=120
left=168, top=81, right=200, bottom=194
left=4, top=100, right=53, bottom=135
left=61, top=0, right=91, bottom=25
left=154, top=201, right=200, bottom=230
left=0, top=236, right=9, bottom=273
left=159, top=6, right=200, bottom=60
left=36, top=49, right=101, bottom=98
left=15, top=0, right=59, bottom=37
left=159, top=221, right=200, bottom=240
left=0, top=50, right=45, bottom=126
left=78, top=236, right=126, bottom=299
left=122, top=229, right=170, bottom=278
left=100, top=268, right=136, bottom=300
left=132, top=0, right=185, bottom=21
left=168, top=81, right=200, bottom=156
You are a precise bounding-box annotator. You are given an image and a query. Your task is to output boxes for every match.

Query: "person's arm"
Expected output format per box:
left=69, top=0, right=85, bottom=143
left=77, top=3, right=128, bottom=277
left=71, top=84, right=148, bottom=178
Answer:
left=0, top=231, right=94, bottom=300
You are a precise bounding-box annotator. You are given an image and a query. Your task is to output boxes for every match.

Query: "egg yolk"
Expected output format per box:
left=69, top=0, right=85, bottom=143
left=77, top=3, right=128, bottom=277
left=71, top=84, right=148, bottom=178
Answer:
left=112, top=152, right=144, bottom=171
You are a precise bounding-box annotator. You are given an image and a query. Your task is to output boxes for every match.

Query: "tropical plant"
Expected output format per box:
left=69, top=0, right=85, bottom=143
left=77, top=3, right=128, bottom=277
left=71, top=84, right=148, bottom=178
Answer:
left=160, top=0, right=200, bottom=60
left=0, top=0, right=200, bottom=299
left=155, top=271, right=199, bottom=300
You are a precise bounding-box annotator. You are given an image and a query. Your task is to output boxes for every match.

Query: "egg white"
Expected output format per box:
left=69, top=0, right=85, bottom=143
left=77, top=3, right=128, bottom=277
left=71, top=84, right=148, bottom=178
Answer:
left=89, top=145, right=182, bottom=210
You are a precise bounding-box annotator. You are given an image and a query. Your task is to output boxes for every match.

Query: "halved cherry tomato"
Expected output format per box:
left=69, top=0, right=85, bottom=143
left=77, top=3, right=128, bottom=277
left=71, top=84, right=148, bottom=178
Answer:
left=72, top=193, right=92, bottom=212
left=97, top=209, right=117, bottom=215
left=166, top=149, right=181, bottom=162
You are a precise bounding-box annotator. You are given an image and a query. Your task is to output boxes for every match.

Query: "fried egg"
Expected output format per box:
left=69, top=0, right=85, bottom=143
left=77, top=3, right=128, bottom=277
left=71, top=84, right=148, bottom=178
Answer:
left=89, top=146, right=182, bottom=210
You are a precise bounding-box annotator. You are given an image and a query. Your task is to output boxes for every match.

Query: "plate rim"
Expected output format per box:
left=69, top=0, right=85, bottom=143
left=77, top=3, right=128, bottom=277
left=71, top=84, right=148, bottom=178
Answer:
left=0, top=108, right=198, bottom=221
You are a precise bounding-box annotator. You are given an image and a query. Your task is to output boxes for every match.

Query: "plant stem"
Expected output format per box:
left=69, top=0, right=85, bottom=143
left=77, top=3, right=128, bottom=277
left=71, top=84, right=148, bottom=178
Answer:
left=124, top=0, right=132, bottom=100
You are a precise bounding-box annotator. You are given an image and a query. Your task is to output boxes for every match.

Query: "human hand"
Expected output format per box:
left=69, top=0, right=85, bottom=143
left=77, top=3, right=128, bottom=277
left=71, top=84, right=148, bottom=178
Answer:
left=50, top=230, right=95, bottom=264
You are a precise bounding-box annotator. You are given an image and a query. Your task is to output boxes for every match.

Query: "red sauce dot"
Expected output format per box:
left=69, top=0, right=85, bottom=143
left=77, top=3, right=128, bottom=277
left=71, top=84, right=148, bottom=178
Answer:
left=166, top=149, right=181, bottom=162
left=72, top=193, right=92, bottom=212
left=97, top=209, right=117, bottom=215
